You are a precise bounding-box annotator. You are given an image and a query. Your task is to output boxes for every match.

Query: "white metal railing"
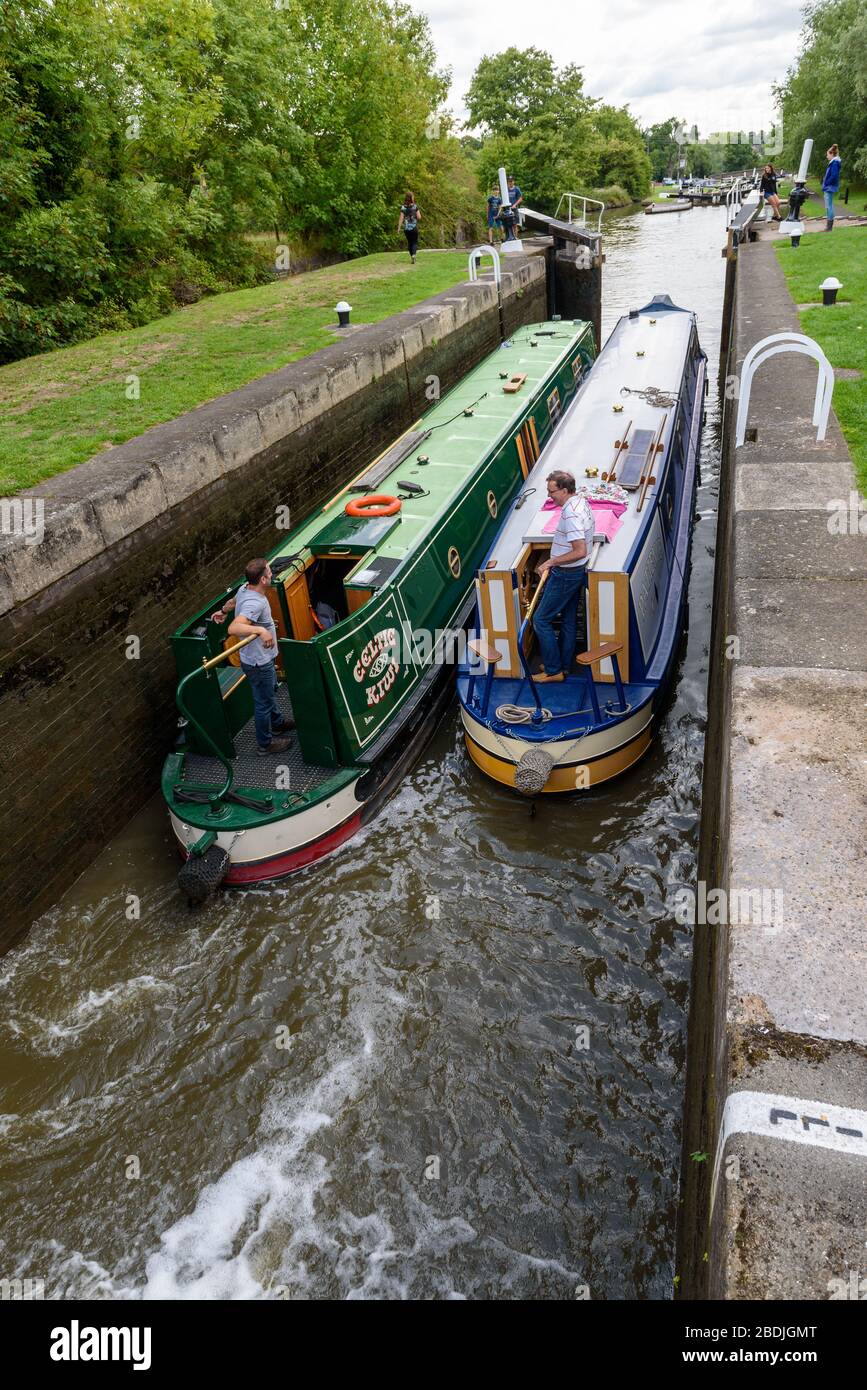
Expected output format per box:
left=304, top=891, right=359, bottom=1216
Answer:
left=468, top=245, right=501, bottom=286
left=735, top=333, right=834, bottom=445
left=726, top=179, right=746, bottom=225
left=554, top=192, right=605, bottom=233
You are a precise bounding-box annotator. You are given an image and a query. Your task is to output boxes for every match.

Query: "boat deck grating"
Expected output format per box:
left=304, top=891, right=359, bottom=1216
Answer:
left=181, top=688, right=337, bottom=794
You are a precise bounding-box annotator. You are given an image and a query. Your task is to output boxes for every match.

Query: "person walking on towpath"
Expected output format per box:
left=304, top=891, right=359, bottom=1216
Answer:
left=759, top=164, right=782, bottom=221
left=531, top=471, right=595, bottom=682
left=823, top=145, right=841, bottom=230
left=398, top=192, right=421, bottom=262
left=224, top=558, right=294, bottom=755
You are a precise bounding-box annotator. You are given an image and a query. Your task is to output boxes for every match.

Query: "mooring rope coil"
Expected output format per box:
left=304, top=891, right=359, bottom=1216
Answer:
left=494, top=701, right=596, bottom=724
left=620, top=385, right=678, bottom=409
left=495, top=703, right=553, bottom=724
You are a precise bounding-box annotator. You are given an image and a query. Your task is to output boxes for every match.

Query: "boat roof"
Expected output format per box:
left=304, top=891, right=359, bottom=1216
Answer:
left=267, top=319, right=593, bottom=574
left=484, top=299, right=697, bottom=575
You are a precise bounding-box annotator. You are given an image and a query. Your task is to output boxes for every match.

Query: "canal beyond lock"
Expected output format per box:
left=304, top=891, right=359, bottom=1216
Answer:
left=0, top=204, right=729, bottom=1301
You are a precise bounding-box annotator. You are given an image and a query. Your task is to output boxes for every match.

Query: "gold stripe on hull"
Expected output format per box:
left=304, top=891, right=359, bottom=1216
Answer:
left=464, top=726, right=653, bottom=792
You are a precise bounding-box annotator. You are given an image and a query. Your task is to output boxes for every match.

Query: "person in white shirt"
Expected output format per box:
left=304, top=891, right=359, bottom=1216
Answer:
left=532, top=471, right=595, bottom=682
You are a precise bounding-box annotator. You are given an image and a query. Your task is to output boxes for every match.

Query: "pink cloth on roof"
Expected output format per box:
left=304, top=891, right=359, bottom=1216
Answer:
left=540, top=498, right=625, bottom=540
left=539, top=496, right=627, bottom=538
left=588, top=507, right=622, bottom=541
left=589, top=499, right=627, bottom=518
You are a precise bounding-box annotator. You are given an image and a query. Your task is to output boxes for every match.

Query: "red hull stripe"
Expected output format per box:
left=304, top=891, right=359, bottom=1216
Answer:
left=221, top=810, right=364, bottom=885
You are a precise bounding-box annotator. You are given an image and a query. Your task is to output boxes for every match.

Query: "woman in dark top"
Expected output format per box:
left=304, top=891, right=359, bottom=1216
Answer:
left=822, top=145, right=842, bottom=230
left=398, top=192, right=421, bottom=263
left=759, top=164, right=782, bottom=221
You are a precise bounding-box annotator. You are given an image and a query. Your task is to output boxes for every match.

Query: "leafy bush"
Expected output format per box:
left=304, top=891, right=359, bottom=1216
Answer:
left=0, top=0, right=474, bottom=362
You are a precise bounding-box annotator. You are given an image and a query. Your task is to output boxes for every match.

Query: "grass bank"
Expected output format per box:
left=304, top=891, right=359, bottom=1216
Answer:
left=649, top=183, right=680, bottom=203
left=775, top=225, right=867, bottom=493
left=776, top=180, right=867, bottom=214
left=0, top=251, right=470, bottom=494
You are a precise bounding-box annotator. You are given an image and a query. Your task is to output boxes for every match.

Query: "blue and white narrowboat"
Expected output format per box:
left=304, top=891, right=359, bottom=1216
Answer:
left=457, top=295, right=707, bottom=794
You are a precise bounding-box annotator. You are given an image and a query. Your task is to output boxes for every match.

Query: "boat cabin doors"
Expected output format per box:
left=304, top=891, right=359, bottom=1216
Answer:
left=280, top=553, right=367, bottom=639
left=476, top=544, right=589, bottom=679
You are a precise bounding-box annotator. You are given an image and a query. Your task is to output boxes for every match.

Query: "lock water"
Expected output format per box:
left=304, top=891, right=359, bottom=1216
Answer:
left=0, top=206, right=728, bottom=1300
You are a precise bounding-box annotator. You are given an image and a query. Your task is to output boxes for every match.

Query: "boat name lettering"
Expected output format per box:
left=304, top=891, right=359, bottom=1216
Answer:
left=353, top=628, right=399, bottom=683
left=365, top=659, right=400, bottom=706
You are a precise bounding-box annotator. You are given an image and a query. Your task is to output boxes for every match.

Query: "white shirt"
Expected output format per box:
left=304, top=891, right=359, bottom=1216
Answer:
left=551, top=495, right=595, bottom=568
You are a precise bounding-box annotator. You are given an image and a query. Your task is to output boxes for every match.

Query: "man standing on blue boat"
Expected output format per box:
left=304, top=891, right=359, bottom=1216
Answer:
left=532, top=472, right=595, bottom=683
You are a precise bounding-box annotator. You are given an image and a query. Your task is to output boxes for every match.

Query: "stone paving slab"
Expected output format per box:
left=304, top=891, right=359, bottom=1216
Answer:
left=729, top=666, right=867, bottom=1044
left=734, top=511, right=867, bottom=578
left=719, top=1120, right=867, bottom=1299
left=735, top=459, right=855, bottom=512
left=733, top=579, right=867, bottom=671
left=716, top=1046, right=867, bottom=1300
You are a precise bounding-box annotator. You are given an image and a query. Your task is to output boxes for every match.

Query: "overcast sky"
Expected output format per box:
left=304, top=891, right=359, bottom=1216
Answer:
left=412, top=0, right=807, bottom=135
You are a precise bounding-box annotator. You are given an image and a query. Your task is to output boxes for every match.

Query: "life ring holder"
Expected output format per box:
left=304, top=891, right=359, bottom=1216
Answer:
left=345, top=494, right=401, bottom=519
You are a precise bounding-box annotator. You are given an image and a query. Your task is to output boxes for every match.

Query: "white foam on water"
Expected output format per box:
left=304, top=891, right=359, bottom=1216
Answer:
left=141, top=1018, right=383, bottom=1300
left=25, top=1242, right=139, bottom=1301
left=337, top=1200, right=478, bottom=1301
left=4, top=975, right=170, bottom=1053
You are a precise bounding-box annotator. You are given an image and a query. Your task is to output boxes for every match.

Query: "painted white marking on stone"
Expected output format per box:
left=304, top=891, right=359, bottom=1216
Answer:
left=711, top=1090, right=867, bottom=1209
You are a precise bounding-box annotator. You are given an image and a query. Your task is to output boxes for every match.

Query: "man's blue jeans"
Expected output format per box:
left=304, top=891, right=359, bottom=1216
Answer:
left=242, top=660, right=282, bottom=749
left=824, top=189, right=836, bottom=219
left=533, top=566, right=587, bottom=675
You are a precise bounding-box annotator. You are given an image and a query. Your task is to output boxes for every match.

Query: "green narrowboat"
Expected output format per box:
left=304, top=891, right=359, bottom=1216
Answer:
left=162, top=318, right=595, bottom=895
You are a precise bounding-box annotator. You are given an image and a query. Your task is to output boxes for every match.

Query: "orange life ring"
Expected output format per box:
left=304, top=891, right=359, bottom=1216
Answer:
left=345, top=494, right=401, bottom=518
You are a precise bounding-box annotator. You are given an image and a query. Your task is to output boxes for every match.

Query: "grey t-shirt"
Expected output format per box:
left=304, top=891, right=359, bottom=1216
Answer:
left=235, top=584, right=277, bottom=666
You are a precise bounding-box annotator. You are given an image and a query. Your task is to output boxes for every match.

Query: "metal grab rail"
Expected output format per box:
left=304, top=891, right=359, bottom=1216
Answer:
left=735, top=333, right=834, bottom=445
left=554, top=192, right=605, bottom=233
left=175, top=635, right=256, bottom=815
left=726, top=179, right=745, bottom=223
left=468, top=245, right=501, bottom=285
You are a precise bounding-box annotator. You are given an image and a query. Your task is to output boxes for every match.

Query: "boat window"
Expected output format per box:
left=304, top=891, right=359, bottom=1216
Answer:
left=514, top=417, right=540, bottom=478
left=547, top=388, right=563, bottom=425
left=571, top=358, right=584, bottom=386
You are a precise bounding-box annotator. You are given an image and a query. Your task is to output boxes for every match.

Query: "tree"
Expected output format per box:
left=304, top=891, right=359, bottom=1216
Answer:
left=0, top=0, right=477, bottom=361
left=776, top=0, right=867, bottom=183
left=686, top=144, right=713, bottom=179
left=466, top=50, right=650, bottom=209
left=722, top=141, right=756, bottom=173
left=643, top=118, right=684, bottom=180
left=465, top=47, right=558, bottom=138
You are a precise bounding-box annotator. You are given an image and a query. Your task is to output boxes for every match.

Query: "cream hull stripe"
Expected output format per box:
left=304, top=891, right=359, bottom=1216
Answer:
left=460, top=702, right=652, bottom=764
left=170, top=778, right=363, bottom=864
